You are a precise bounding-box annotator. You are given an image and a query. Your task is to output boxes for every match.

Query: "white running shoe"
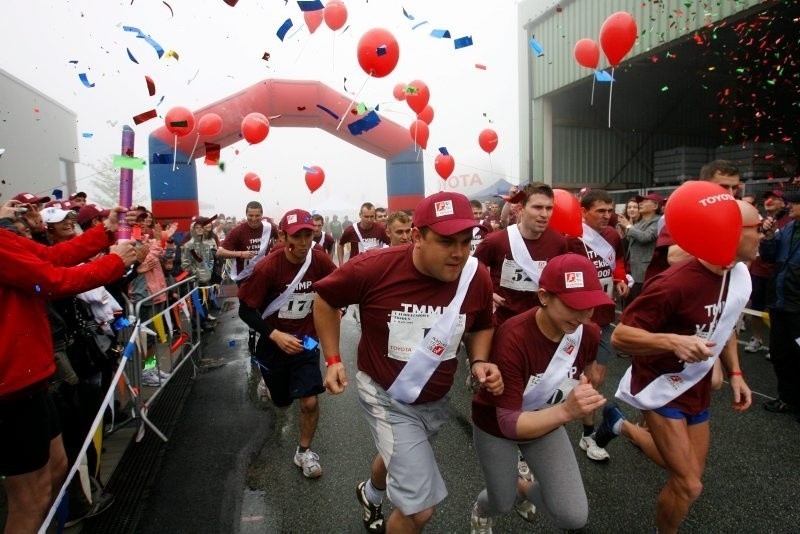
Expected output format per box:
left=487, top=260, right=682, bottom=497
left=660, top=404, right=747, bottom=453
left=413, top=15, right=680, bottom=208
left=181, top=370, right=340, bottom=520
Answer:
left=579, top=434, right=610, bottom=462
left=514, top=498, right=536, bottom=522
left=517, top=454, right=533, bottom=482
left=744, top=336, right=764, bottom=353
left=141, top=368, right=161, bottom=387
left=293, top=448, right=322, bottom=478
left=470, top=503, right=493, bottom=534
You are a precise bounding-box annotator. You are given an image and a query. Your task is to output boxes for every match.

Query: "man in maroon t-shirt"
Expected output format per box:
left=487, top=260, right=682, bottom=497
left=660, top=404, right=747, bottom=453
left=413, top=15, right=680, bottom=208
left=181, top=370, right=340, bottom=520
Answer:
left=474, top=182, right=568, bottom=326
left=469, top=199, right=489, bottom=255
left=218, top=201, right=278, bottom=354
left=311, top=214, right=335, bottom=258
left=314, top=191, right=502, bottom=534
left=600, top=200, right=757, bottom=534
left=567, top=189, right=629, bottom=462
left=337, top=202, right=390, bottom=265
left=238, top=209, right=336, bottom=479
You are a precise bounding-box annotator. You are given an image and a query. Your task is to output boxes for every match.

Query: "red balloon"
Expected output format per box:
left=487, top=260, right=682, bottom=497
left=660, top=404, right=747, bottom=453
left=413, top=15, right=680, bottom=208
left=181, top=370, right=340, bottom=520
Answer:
left=241, top=113, right=270, bottom=144
left=323, top=0, right=347, bottom=31
left=197, top=113, right=223, bottom=136
left=478, top=129, right=498, bottom=154
left=357, top=28, right=400, bottom=78
left=599, top=11, right=638, bottom=67
left=305, top=165, right=325, bottom=193
left=244, top=172, right=261, bottom=192
left=165, top=106, right=195, bottom=137
left=417, top=105, right=434, bottom=125
left=393, top=83, right=406, bottom=101
left=405, top=79, right=430, bottom=114
left=665, top=181, right=741, bottom=266
left=434, top=153, right=455, bottom=180
left=549, top=189, right=583, bottom=237
left=409, top=120, right=429, bottom=150
left=574, top=38, right=600, bottom=69
left=304, top=9, right=324, bottom=34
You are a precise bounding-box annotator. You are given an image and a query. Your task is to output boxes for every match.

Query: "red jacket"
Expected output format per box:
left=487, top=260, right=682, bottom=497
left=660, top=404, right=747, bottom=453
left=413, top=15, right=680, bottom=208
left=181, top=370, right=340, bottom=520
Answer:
left=0, top=225, right=124, bottom=397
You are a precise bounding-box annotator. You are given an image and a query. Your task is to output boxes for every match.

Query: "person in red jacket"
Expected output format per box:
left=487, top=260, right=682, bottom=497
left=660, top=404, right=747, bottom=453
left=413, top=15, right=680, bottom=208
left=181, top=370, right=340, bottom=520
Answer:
left=0, top=198, right=138, bottom=533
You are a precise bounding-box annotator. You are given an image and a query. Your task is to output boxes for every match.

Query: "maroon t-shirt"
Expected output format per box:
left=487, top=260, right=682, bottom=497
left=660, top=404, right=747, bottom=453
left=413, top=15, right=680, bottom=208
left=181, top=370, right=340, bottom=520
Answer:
left=313, top=246, right=494, bottom=404
left=313, top=232, right=336, bottom=255
left=473, top=226, right=568, bottom=326
left=472, top=308, right=599, bottom=438
left=621, top=259, right=731, bottom=414
left=567, top=226, right=625, bottom=326
left=222, top=221, right=278, bottom=275
left=644, top=226, right=674, bottom=281
left=238, top=248, right=336, bottom=339
left=338, top=223, right=390, bottom=260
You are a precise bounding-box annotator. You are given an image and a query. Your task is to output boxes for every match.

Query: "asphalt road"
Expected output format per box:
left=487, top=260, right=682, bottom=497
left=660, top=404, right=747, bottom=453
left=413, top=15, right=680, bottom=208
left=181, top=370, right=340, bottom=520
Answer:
left=136, top=300, right=800, bottom=533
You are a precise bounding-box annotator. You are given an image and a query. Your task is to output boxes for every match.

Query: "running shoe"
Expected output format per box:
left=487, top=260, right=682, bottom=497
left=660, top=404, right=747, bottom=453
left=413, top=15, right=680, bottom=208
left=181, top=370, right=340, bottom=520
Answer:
left=517, top=453, right=533, bottom=482
left=744, top=336, right=764, bottom=353
left=356, top=481, right=386, bottom=533
left=293, top=448, right=322, bottom=478
left=141, top=369, right=162, bottom=387
left=579, top=434, right=610, bottom=462
left=594, top=402, right=626, bottom=448
left=514, top=497, right=536, bottom=522
left=470, top=502, right=493, bottom=534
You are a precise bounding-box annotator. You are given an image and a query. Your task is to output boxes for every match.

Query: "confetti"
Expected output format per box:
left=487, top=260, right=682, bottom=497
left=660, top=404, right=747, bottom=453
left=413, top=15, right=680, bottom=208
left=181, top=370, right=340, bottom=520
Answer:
left=276, top=18, right=293, bottom=41
left=347, top=110, right=381, bottom=135
left=454, top=36, right=473, bottom=49
left=145, top=76, right=156, bottom=96
left=133, top=109, right=158, bottom=125
left=316, top=104, right=339, bottom=120
left=78, top=73, right=95, bottom=88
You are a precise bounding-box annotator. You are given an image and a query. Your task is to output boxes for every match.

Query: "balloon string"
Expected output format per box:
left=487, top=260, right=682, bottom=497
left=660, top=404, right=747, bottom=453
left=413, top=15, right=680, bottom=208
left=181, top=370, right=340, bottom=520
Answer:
left=187, top=133, right=200, bottom=166
left=337, top=75, right=370, bottom=130
left=607, top=67, right=615, bottom=129
left=294, top=33, right=312, bottom=65
left=591, top=74, right=596, bottom=106
left=488, top=153, right=494, bottom=180
left=172, top=134, right=178, bottom=171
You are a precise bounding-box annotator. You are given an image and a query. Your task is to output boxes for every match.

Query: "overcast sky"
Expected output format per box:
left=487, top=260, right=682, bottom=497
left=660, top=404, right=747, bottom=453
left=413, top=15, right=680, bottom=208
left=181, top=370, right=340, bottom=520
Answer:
left=0, top=0, right=522, bottom=219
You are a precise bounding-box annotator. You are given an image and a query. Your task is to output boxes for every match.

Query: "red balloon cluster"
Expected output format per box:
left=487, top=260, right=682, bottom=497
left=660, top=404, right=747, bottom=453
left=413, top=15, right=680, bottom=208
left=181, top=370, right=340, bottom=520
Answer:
left=549, top=189, right=583, bottom=237
left=405, top=80, right=429, bottom=114
left=573, top=38, right=600, bottom=69
left=434, top=152, right=455, bottom=180
left=409, top=120, right=429, bottom=150
left=665, top=181, right=741, bottom=266
left=392, top=83, right=406, bottom=101
left=478, top=129, right=498, bottom=154
left=165, top=106, right=195, bottom=137
left=305, top=166, right=325, bottom=193
left=357, top=28, right=399, bottom=78
left=599, top=12, right=638, bottom=67
left=244, top=172, right=261, bottom=192
left=417, top=105, right=434, bottom=125
left=324, top=0, right=347, bottom=31
left=241, top=113, right=269, bottom=144
left=304, top=9, right=324, bottom=33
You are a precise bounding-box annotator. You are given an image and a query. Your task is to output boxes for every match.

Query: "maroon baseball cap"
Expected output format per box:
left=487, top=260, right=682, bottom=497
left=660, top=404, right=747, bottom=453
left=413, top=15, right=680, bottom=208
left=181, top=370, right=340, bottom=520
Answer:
left=413, top=192, right=485, bottom=236
left=12, top=192, right=51, bottom=204
left=763, top=189, right=783, bottom=200
left=538, top=253, right=615, bottom=311
left=279, top=209, right=314, bottom=235
left=634, top=193, right=665, bottom=206
left=44, top=200, right=76, bottom=211
left=77, top=204, right=111, bottom=226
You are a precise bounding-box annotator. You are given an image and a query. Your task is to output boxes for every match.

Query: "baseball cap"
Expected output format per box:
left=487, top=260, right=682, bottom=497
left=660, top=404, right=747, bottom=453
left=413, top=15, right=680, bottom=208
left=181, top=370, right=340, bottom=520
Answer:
left=634, top=193, right=665, bottom=206
left=12, top=192, right=51, bottom=205
left=413, top=191, right=485, bottom=236
left=193, top=214, right=218, bottom=227
left=763, top=189, right=784, bottom=200
left=77, top=204, right=111, bottom=226
left=44, top=200, right=76, bottom=211
left=279, top=209, right=314, bottom=235
left=538, top=253, right=615, bottom=311
left=41, top=206, right=75, bottom=224
left=69, top=191, right=87, bottom=200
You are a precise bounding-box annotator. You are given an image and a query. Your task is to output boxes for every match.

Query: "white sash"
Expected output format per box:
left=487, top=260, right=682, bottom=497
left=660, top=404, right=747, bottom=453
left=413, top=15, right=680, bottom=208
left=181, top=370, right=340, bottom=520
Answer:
left=615, top=263, right=750, bottom=410
left=261, top=251, right=313, bottom=319
left=580, top=224, right=615, bottom=267
left=522, top=324, right=583, bottom=411
left=232, top=222, right=272, bottom=282
left=507, top=224, right=545, bottom=286
left=314, top=231, right=326, bottom=248
left=353, top=223, right=366, bottom=253
left=386, top=257, right=479, bottom=403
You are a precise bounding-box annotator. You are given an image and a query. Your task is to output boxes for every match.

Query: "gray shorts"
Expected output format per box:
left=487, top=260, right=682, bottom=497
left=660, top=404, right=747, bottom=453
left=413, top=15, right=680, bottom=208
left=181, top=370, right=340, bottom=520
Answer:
left=355, top=371, right=451, bottom=515
left=596, top=323, right=616, bottom=365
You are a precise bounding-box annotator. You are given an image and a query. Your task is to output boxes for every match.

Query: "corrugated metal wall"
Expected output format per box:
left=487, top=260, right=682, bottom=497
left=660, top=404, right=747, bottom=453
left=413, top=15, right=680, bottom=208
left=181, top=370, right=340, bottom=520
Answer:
left=526, top=0, right=764, bottom=98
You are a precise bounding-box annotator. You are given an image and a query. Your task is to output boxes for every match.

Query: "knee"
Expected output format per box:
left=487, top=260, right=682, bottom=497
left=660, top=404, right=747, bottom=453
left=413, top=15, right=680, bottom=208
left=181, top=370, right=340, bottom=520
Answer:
left=300, top=396, right=318, bottom=414
left=553, top=497, right=588, bottom=530
left=673, top=476, right=703, bottom=503
left=410, top=506, right=434, bottom=527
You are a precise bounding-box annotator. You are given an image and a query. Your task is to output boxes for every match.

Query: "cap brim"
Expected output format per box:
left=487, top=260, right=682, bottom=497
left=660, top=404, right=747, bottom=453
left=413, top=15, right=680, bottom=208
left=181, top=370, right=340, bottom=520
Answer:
left=424, top=219, right=485, bottom=236
left=285, top=223, right=315, bottom=235
left=557, top=290, right=615, bottom=311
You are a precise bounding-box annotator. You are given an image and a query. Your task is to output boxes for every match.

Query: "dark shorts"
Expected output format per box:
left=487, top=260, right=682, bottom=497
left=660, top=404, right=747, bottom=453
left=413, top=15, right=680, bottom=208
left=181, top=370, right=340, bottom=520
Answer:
left=0, top=383, right=62, bottom=476
left=653, top=406, right=709, bottom=425
left=749, top=274, right=768, bottom=311
left=256, top=344, right=324, bottom=407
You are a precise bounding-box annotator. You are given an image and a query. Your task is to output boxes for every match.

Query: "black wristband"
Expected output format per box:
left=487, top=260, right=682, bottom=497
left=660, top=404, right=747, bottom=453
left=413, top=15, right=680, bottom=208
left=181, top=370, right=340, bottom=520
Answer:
left=470, top=359, right=487, bottom=369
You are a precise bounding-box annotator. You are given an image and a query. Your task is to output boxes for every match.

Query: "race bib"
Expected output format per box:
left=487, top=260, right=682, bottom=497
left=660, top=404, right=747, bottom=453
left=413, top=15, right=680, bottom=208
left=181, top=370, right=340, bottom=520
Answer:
left=277, top=292, right=315, bottom=320
left=386, top=310, right=466, bottom=362
left=499, top=258, right=543, bottom=291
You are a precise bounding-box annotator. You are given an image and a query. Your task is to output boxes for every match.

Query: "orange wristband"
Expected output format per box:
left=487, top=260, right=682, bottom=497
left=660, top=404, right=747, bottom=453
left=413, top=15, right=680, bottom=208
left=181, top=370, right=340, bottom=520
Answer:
left=325, top=355, right=342, bottom=367
left=728, top=370, right=743, bottom=378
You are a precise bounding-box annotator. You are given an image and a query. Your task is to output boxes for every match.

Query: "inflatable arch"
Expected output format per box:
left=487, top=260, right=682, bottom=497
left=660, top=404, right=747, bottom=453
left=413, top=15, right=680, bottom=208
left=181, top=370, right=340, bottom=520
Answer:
left=148, top=79, right=423, bottom=226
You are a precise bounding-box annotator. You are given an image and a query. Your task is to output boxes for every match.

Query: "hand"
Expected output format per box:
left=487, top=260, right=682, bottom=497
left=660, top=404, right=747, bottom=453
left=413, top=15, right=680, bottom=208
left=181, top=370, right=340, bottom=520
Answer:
left=729, top=375, right=752, bottom=411
left=240, top=249, right=255, bottom=260
left=615, top=280, right=630, bottom=298
left=324, top=362, right=348, bottom=394
left=268, top=330, right=304, bottom=355
left=563, top=375, right=606, bottom=419
left=671, top=335, right=715, bottom=363
left=0, top=199, right=23, bottom=219
left=109, top=240, right=138, bottom=267
left=104, top=207, right=139, bottom=232
left=617, top=213, right=629, bottom=226
left=492, top=292, right=506, bottom=307
left=164, top=222, right=179, bottom=239
left=761, top=216, right=775, bottom=236
left=135, top=243, right=151, bottom=263
left=471, top=361, right=504, bottom=395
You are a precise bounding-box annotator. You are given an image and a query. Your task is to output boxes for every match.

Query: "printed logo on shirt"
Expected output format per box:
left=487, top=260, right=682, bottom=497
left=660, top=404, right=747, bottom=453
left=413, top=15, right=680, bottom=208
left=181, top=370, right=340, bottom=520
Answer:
left=564, top=271, right=584, bottom=288
left=434, top=200, right=454, bottom=217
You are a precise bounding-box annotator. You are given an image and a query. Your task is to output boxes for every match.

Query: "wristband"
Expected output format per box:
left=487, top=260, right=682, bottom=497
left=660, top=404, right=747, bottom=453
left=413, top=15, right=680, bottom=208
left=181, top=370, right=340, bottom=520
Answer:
left=728, top=370, right=743, bottom=378
left=470, top=359, right=487, bottom=369
left=325, top=355, right=342, bottom=367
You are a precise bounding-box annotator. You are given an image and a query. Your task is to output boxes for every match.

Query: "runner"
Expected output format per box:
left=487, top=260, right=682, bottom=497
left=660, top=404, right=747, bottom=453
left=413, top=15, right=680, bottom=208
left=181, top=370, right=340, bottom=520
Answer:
left=217, top=201, right=278, bottom=354
left=599, top=200, right=758, bottom=534
left=384, top=211, right=412, bottom=246
left=470, top=253, right=613, bottom=533
left=311, top=213, right=335, bottom=258
left=237, top=209, right=336, bottom=478
left=337, top=202, right=389, bottom=266
left=314, top=191, right=502, bottom=534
